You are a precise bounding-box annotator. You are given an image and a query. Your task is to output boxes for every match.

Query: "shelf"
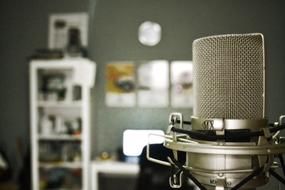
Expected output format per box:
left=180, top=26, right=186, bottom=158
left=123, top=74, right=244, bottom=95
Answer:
left=44, top=189, right=82, bottom=190
left=45, top=189, right=81, bottom=190
left=39, top=162, right=82, bottom=169
left=37, top=101, right=82, bottom=108
left=38, top=135, right=81, bottom=141
left=31, top=59, right=94, bottom=190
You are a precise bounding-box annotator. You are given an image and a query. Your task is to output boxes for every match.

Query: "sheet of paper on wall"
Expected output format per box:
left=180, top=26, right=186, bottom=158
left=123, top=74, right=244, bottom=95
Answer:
left=138, top=60, right=169, bottom=107
left=106, top=62, right=136, bottom=107
left=48, top=13, right=88, bottom=49
left=171, top=61, right=193, bottom=108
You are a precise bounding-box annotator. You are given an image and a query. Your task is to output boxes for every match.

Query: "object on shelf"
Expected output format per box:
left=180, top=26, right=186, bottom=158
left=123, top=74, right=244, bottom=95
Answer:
left=40, top=115, right=54, bottom=136
left=40, top=73, right=66, bottom=101
left=39, top=162, right=82, bottom=169
left=39, top=142, right=61, bottom=162
left=37, top=101, right=82, bottom=108
left=39, top=168, right=82, bottom=190
left=65, top=27, right=88, bottom=58
left=62, top=144, right=73, bottom=162
left=38, top=135, right=81, bottom=141
left=39, top=113, right=82, bottom=137
left=29, top=49, right=64, bottom=60
left=54, top=116, right=67, bottom=135
left=64, top=74, right=73, bottom=102
left=73, top=85, right=82, bottom=101
left=48, top=13, right=88, bottom=51
left=39, top=142, right=81, bottom=163
left=39, top=71, right=83, bottom=103
left=98, top=152, right=112, bottom=161
left=66, top=118, right=82, bottom=136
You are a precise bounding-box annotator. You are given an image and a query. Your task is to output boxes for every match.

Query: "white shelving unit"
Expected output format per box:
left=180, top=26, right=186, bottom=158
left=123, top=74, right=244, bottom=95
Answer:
left=30, top=58, right=95, bottom=190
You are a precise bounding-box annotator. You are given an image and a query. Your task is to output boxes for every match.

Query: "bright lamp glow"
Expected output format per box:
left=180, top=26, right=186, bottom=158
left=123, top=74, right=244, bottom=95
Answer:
left=123, top=129, right=164, bottom=156
left=138, top=21, right=161, bottom=46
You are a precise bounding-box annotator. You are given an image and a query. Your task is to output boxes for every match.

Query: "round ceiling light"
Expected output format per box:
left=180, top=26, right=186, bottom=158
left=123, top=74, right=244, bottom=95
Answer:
left=138, top=21, right=161, bottom=46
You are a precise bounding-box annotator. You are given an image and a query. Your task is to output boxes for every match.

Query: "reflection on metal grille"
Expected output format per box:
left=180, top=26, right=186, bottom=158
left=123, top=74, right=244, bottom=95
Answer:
left=193, top=33, right=264, bottom=119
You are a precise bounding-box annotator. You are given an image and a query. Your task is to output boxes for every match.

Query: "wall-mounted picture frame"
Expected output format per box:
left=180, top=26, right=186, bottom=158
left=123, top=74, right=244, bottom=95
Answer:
left=137, top=60, right=169, bottom=107
left=48, top=13, right=88, bottom=50
left=171, top=61, right=193, bottom=108
left=105, top=62, right=136, bottom=107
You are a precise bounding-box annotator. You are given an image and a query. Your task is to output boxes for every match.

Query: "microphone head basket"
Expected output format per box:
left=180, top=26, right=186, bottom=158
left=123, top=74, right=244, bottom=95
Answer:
left=193, top=33, right=265, bottom=120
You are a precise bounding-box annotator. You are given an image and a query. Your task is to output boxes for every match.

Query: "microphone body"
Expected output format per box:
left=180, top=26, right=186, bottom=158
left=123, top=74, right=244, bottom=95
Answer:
left=147, top=33, right=285, bottom=190
left=190, top=33, right=266, bottom=189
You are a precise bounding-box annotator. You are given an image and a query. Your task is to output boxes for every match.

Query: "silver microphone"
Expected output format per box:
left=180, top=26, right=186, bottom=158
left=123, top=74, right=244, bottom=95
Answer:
left=147, top=33, right=285, bottom=190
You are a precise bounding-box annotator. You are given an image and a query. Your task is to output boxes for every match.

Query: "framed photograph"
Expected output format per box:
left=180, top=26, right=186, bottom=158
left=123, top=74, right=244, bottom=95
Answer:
left=171, top=61, right=193, bottom=108
left=105, top=62, right=136, bottom=107
left=137, top=60, right=169, bottom=107
left=48, top=13, right=88, bottom=49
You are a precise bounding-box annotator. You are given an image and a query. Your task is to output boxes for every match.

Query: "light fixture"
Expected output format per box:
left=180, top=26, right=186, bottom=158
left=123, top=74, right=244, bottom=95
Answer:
left=138, top=21, right=161, bottom=46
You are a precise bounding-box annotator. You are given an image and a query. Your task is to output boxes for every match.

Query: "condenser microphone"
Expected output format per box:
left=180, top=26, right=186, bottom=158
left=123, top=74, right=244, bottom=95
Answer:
left=193, top=33, right=264, bottom=119
left=147, top=33, right=285, bottom=190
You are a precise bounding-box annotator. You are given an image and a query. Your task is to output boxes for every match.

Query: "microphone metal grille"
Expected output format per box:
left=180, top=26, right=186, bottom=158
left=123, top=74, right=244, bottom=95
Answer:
left=193, top=33, right=264, bottom=119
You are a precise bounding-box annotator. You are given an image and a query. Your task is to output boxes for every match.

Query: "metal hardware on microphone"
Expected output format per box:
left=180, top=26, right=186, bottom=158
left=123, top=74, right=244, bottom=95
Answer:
left=147, top=33, right=285, bottom=190
left=148, top=114, right=285, bottom=189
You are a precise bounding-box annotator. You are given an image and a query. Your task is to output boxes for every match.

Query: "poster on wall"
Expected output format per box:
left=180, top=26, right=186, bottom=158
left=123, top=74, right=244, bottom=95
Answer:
left=48, top=13, right=89, bottom=50
left=137, top=60, right=169, bottom=107
left=105, top=62, right=136, bottom=107
left=171, top=61, right=193, bottom=108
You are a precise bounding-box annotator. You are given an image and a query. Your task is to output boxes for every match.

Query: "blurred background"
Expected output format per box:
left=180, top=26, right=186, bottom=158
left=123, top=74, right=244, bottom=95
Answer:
left=0, top=0, right=285, bottom=189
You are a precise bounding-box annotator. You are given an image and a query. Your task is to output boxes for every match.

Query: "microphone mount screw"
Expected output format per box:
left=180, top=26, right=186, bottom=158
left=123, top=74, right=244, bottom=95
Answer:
left=218, top=173, right=224, bottom=177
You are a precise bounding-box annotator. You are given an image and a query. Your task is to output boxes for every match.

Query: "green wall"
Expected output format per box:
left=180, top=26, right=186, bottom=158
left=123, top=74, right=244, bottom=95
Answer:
left=0, top=0, right=285, bottom=189
left=88, top=0, right=285, bottom=189
left=89, top=0, right=285, bottom=151
left=0, top=0, right=89, bottom=179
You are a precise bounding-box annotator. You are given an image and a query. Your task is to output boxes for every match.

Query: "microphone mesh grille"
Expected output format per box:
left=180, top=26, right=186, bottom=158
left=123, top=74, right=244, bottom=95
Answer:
left=193, top=34, right=264, bottom=119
